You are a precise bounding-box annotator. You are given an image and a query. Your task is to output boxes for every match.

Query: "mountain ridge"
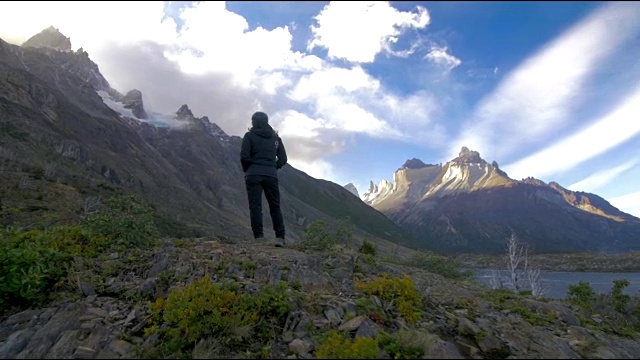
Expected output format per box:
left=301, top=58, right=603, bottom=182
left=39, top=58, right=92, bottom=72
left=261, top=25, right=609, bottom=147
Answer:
left=360, top=147, right=640, bottom=254
left=0, top=32, right=417, bottom=249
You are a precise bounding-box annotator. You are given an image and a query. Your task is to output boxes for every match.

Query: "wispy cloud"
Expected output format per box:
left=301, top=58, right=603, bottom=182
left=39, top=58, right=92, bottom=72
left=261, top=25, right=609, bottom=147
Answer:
left=608, top=191, right=640, bottom=218
left=424, top=46, right=461, bottom=72
left=449, top=2, right=640, bottom=161
left=307, top=1, right=430, bottom=63
left=568, top=160, right=639, bottom=193
left=503, top=87, right=640, bottom=180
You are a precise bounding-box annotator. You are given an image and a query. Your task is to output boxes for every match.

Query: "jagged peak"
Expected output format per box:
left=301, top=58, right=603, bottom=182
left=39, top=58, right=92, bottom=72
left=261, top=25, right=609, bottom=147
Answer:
left=401, top=158, right=430, bottom=169
left=522, top=177, right=547, bottom=186
left=125, top=89, right=143, bottom=98
left=343, top=183, right=360, bottom=198
left=22, top=26, right=72, bottom=52
left=176, top=104, right=193, bottom=119
left=452, top=146, right=485, bottom=164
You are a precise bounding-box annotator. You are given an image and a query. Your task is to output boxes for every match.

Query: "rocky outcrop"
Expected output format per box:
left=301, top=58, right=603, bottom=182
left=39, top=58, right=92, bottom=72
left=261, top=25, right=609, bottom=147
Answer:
left=1, top=237, right=638, bottom=359
left=121, top=89, right=148, bottom=119
left=21, top=26, right=71, bottom=52
left=343, top=183, right=360, bottom=198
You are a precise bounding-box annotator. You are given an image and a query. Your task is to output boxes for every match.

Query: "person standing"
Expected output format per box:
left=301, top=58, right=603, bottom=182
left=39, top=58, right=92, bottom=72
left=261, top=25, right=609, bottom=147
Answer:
left=240, top=111, right=287, bottom=246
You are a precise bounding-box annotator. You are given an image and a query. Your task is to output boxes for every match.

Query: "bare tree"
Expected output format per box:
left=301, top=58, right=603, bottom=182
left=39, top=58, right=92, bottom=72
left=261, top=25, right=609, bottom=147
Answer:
left=506, top=233, right=545, bottom=297
left=83, top=196, right=102, bottom=216
left=507, top=233, right=525, bottom=291
left=44, top=162, right=57, bottom=180
left=523, top=249, right=545, bottom=297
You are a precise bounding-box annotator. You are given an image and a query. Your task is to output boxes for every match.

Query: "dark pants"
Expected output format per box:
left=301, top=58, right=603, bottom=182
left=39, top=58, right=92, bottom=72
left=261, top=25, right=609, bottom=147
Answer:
left=245, top=175, right=285, bottom=239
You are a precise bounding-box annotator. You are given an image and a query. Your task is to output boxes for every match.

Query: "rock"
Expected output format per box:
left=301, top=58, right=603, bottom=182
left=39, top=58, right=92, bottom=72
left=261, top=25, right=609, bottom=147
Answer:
left=86, top=308, right=109, bottom=318
left=0, top=328, right=36, bottom=358
left=338, top=316, right=365, bottom=331
left=323, top=308, right=342, bottom=326
left=80, top=282, right=96, bottom=296
left=355, top=318, right=380, bottom=339
left=147, top=253, right=170, bottom=278
left=73, top=346, right=96, bottom=359
left=4, top=309, right=41, bottom=325
left=108, top=339, right=132, bottom=355
left=289, top=339, right=312, bottom=356
left=456, top=317, right=480, bottom=338
left=46, top=329, right=85, bottom=358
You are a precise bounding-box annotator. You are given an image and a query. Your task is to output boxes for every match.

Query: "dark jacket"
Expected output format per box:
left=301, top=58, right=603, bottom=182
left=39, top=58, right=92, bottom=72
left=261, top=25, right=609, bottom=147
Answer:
left=240, top=121, right=287, bottom=177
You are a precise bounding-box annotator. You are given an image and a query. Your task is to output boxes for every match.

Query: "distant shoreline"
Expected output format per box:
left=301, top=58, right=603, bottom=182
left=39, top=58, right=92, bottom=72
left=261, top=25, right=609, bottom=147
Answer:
left=454, top=251, right=640, bottom=273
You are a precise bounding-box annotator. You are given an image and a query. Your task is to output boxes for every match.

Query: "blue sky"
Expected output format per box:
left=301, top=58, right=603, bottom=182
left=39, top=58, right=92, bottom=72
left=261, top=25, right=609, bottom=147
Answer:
left=1, top=1, right=639, bottom=217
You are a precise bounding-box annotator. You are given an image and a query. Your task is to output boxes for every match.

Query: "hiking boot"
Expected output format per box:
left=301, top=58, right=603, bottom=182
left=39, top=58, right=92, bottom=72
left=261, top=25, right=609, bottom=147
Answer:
left=274, top=237, right=285, bottom=247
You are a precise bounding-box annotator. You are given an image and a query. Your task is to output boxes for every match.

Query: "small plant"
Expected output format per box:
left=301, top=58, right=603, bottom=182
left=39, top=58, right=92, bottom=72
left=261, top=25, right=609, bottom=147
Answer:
left=81, top=194, right=158, bottom=248
left=315, top=330, right=379, bottom=359
left=610, top=279, right=631, bottom=313
left=297, top=219, right=353, bottom=251
left=146, top=276, right=293, bottom=357
left=407, top=251, right=472, bottom=280
left=356, top=274, right=423, bottom=323
left=377, top=331, right=427, bottom=359
left=567, top=281, right=596, bottom=311
left=359, top=240, right=377, bottom=256
left=0, top=225, right=108, bottom=314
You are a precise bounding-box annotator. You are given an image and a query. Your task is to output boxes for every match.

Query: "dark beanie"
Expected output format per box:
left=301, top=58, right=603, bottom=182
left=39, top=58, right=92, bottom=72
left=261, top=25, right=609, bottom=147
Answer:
left=251, top=111, right=269, bottom=123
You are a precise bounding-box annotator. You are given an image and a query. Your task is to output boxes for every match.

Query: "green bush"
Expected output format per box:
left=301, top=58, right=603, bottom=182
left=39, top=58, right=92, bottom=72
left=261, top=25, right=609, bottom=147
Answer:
left=359, top=240, right=377, bottom=256
left=610, top=279, right=631, bottom=313
left=82, top=195, right=158, bottom=248
left=356, top=274, right=423, bottom=324
left=316, top=330, right=379, bottom=359
left=0, top=227, right=72, bottom=313
left=146, top=276, right=294, bottom=357
left=377, top=330, right=429, bottom=359
left=567, top=281, right=596, bottom=311
left=409, top=251, right=472, bottom=280
left=298, top=219, right=353, bottom=251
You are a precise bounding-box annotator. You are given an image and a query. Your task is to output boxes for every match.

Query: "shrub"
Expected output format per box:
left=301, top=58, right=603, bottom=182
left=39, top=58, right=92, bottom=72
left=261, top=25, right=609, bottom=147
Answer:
left=409, top=251, right=472, bottom=280
left=298, top=219, right=352, bottom=251
left=82, top=194, right=158, bottom=248
left=377, top=330, right=431, bottom=359
left=567, top=281, right=596, bottom=311
left=610, top=279, right=631, bottom=313
left=355, top=274, right=423, bottom=323
left=148, top=275, right=250, bottom=356
left=0, top=228, right=71, bottom=313
left=147, top=276, right=294, bottom=357
left=359, top=240, right=377, bottom=256
left=315, top=330, right=379, bottom=359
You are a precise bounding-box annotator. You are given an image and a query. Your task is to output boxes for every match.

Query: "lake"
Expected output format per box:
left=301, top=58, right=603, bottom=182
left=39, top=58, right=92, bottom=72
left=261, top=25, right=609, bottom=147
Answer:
left=472, top=269, right=640, bottom=299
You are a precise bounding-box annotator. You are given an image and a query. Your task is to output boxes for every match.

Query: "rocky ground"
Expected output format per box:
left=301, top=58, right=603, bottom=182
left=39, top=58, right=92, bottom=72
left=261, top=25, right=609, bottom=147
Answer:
left=1, top=236, right=639, bottom=359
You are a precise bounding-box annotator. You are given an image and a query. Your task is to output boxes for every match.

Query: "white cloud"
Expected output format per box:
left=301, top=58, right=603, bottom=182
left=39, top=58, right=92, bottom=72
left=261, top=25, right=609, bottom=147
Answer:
left=608, top=192, right=640, bottom=218
left=0, top=1, right=177, bottom=50
left=308, top=1, right=430, bottom=63
left=503, top=87, right=640, bottom=180
left=288, top=65, right=444, bottom=142
left=0, top=0, right=448, bottom=186
left=289, top=158, right=336, bottom=181
left=568, top=160, right=638, bottom=193
left=424, top=46, right=461, bottom=71
left=450, top=1, right=640, bottom=161
left=275, top=110, right=332, bottom=139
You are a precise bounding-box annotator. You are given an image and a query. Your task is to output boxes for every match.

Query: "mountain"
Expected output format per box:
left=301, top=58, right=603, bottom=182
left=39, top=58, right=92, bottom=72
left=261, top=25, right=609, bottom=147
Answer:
left=0, top=30, right=416, bottom=248
left=363, top=147, right=640, bottom=254
left=21, top=26, right=72, bottom=52
left=343, top=183, right=360, bottom=198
